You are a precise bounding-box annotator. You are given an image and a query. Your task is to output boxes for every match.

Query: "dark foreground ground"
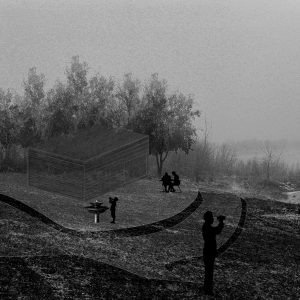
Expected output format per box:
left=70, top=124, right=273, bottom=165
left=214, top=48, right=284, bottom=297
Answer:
left=0, top=190, right=299, bottom=299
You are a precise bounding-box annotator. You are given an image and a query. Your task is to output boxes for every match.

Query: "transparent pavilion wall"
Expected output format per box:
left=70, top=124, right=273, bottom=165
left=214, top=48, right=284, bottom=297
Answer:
left=84, top=137, right=149, bottom=200
left=28, top=137, right=149, bottom=201
left=28, top=148, right=84, bottom=199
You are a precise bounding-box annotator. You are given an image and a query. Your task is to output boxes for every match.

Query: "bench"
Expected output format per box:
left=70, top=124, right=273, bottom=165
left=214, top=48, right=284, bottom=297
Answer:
left=172, top=180, right=181, bottom=192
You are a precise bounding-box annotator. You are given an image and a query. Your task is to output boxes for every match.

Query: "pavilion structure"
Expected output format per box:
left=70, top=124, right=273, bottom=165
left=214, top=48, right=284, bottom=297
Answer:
left=27, top=126, right=149, bottom=200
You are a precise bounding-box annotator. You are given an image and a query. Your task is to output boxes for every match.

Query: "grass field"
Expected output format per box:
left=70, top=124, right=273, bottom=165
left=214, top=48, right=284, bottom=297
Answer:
left=1, top=173, right=300, bottom=299
left=0, top=173, right=203, bottom=231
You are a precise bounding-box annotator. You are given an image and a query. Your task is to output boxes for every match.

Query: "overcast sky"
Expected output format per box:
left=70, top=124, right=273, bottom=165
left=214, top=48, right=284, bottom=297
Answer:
left=1, top=0, right=300, bottom=142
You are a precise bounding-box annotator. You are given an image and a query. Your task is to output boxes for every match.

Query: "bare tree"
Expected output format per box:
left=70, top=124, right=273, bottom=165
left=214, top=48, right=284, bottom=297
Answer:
left=194, top=117, right=214, bottom=181
left=260, top=141, right=283, bottom=181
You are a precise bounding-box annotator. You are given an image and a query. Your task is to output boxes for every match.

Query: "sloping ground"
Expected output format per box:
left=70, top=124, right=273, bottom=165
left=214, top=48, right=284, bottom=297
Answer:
left=0, top=201, right=64, bottom=258
left=0, top=174, right=243, bottom=270
left=0, top=255, right=201, bottom=300
left=0, top=186, right=243, bottom=275
left=1, top=193, right=299, bottom=299
left=0, top=191, right=204, bottom=238
left=165, top=197, right=300, bottom=299
left=2, top=173, right=298, bottom=298
left=0, top=173, right=200, bottom=231
left=0, top=187, right=244, bottom=299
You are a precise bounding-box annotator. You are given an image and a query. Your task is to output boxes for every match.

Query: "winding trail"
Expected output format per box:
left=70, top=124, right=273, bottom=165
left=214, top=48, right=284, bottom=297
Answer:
left=1, top=190, right=248, bottom=299
left=0, top=191, right=203, bottom=238
left=0, top=191, right=247, bottom=259
left=165, top=198, right=247, bottom=270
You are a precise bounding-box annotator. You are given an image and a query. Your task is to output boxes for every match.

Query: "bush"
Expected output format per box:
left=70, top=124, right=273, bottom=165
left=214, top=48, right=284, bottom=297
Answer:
left=0, top=144, right=26, bottom=172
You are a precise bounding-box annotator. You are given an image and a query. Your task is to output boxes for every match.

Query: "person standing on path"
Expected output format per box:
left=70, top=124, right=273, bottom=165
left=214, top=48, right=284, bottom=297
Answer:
left=109, top=197, right=118, bottom=223
left=202, top=211, right=225, bottom=295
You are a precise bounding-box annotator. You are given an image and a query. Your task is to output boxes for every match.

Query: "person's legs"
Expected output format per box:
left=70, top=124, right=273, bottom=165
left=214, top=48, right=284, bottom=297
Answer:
left=111, top=210, right=116, bottom=223
left=203, top=255, right=215, bottom=295
left=170, top=182, right=175, bottom=192
left=167, top=181, right=171, bottom=192
left=165, top=184, right=169, bottom=192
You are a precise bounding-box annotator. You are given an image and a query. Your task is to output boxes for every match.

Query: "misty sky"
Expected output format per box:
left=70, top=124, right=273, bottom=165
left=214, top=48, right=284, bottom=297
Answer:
left=1, top=0, right=300, bottom=142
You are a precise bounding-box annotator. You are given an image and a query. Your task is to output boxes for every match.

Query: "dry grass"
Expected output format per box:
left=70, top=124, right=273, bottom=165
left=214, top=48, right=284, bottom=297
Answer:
left=1, top=172, right=299, bottom=299
left=0, top=173, right=200, bottom=231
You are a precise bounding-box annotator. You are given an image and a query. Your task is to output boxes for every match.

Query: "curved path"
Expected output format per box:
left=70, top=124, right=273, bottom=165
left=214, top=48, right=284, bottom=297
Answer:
left=165, top=198, right=247, bottom=270
left=0, top=191, right=203, bottom=238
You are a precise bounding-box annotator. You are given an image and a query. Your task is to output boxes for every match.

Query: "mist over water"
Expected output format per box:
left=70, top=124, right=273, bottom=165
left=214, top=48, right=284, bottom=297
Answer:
left=231, top=139, right=300, bottom=167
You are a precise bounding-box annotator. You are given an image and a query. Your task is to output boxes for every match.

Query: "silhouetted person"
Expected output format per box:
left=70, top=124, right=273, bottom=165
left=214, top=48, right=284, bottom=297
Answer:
left=202, top=211, right=225, bottom=295
left=161, top=172, right=172, bottom=192
left=171, top=171, right=181, bottom=192
left=109, top=197, right=118, bottom=223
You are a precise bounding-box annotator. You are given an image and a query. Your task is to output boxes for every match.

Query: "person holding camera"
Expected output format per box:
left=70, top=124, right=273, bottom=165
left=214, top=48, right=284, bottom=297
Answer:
left=202, top=211, right=225, bottom=295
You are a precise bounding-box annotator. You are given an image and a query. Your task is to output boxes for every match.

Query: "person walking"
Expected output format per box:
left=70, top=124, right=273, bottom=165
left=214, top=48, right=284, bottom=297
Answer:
left=109, top=197, right=118, bottom=223
left=202, top=211, right=225, bottom=295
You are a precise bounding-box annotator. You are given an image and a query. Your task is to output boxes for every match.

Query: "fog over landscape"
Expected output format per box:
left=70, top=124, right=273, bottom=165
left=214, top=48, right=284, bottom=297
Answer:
left=1, top=2, right=300, bottom=299
left=1, top=0, right=300, bottom=163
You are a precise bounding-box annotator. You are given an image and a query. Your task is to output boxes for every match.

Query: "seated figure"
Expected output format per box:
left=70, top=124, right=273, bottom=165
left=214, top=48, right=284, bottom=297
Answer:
left=161, top=172, right=172, bottom=192
left=171, top=171, right=181, bottom=192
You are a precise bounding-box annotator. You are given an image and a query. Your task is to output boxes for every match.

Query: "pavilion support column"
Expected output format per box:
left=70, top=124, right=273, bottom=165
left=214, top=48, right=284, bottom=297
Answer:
left=94, top=213, right=100, bottom=223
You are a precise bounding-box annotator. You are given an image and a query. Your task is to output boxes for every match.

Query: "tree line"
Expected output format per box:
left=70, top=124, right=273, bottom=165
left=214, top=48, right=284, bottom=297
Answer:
left=159, top=139, right=300, bottom=187
left=1, top=55, right=299, bottom=186
left=0, top=56, right=199, bottom=174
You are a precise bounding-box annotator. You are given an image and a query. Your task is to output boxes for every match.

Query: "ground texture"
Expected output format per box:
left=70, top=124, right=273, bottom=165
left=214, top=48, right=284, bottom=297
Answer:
left=0, top=173, right=299, bottom=299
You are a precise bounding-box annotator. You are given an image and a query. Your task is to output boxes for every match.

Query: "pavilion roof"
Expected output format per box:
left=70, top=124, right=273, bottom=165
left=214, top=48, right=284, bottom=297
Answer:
left=34, top=126, right=148, bottom=161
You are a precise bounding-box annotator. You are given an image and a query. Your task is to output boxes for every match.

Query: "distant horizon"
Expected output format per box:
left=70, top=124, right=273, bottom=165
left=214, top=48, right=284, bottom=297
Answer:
left=2, top=64, right=300, bottom=145
left=220, top=137, right=300, bottom=145
left=3, top=68, right=300, bottom=145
